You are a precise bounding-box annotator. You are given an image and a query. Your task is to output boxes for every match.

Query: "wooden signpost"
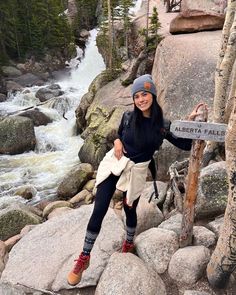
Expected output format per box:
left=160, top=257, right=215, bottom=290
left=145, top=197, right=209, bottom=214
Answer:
left=170, top=106, right=227, bottom=247
left=170, top=121, right=227, bottom=142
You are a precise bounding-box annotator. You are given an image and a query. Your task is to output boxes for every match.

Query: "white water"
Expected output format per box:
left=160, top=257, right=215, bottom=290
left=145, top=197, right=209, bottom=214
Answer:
left=0, top=29, right=105, bottom=203
left=0, top=1, right=141, bottom=204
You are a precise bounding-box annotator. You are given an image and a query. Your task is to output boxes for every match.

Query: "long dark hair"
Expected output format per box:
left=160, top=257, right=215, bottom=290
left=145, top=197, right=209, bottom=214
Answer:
left=132, top=95, right=164, bottom=149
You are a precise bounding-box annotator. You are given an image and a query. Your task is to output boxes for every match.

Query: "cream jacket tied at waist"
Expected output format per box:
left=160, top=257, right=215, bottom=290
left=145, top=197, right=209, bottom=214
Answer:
left=95, top=148, right=150, bottom=206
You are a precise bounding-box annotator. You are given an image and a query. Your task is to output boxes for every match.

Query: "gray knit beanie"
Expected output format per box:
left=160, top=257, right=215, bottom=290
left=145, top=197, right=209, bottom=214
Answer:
left=131, top=74, right=157, bottom=98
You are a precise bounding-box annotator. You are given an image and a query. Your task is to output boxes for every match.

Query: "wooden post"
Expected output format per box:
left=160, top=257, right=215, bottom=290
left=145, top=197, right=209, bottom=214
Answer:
left=179, top=104, right=208, bottom=247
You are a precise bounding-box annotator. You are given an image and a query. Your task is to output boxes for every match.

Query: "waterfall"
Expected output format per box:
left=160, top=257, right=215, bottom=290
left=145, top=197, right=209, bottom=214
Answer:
left=0, top=29, right=105, bottom=203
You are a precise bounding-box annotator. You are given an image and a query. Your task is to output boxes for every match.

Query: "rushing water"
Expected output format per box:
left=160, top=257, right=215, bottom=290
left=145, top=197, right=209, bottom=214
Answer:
left=0, top=29, right=105, bottom=204
left=0, top=1, right=142, bottom=204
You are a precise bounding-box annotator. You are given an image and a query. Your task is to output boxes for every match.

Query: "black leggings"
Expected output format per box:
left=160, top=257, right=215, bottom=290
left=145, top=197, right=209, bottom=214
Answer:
left=87, top=174, right=140, bottom=233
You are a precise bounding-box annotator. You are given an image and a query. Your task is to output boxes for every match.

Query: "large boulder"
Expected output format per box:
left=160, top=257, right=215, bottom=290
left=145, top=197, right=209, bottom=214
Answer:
left=13, top=73, right=44, bottom=87
left=95, top=252, right=166, bottom=295
left=170, top=0, right=225, bottom=34
left=1, top=66, right=22, bottom=77
left=19, top=109, right=52, bottom=126
left=57, top=163, right=94, bottom=199
left=152, top=30, right=221, bottom=178
left=78, top=74, right=133, bottom=168
left=196, top=161, right=228, bottom=218
left=35, top=84, right=64, bottom=102
left=1, top=205, right=125, bottom=291
left=0, top=202, right=42, bottom=241
left=0, top=116, right=36, bottom=154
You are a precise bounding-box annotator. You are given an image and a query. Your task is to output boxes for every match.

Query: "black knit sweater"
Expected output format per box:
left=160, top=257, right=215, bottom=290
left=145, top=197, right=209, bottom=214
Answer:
left=117, top=112, right=192, bottom=164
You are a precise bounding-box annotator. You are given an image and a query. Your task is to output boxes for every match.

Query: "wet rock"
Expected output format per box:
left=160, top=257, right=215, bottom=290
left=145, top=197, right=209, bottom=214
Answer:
left=13, top=73, right=44, bottom=87
left=5, top=81, right=23, bottom=93
left=0, top=116, right=36, bottom=155
left=14, top=185, right=37, bottom=200
left=19, top=109, right=52, bottom=126
left=1, top=206, right=125, bottom=291
left=0, top=93, right=7, bottom=102
left=57, top=163, right=94, bottom=200
left=168, top=246, right=211, bottom=284
left=35, top=84, right=64, bottom=102
left=136, top=228, right=179, bottom=274
left=0, top=202, right=42, bottom=241
left=95, top=252, right=166, bottom=295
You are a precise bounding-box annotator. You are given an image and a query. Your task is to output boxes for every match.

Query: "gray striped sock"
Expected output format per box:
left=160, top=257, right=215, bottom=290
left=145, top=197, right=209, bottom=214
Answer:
left=126, top=226, right=136, bottom=244
left=82, top=230, right=99, bottom=256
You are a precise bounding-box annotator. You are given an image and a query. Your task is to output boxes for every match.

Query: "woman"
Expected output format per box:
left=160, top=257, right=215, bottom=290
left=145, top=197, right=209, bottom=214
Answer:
left=67, top=74, right=199, bottom=286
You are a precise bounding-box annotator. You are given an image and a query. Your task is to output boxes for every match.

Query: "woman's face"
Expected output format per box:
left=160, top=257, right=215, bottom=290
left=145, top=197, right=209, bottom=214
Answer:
left=133, top=91, right=153, bottom=117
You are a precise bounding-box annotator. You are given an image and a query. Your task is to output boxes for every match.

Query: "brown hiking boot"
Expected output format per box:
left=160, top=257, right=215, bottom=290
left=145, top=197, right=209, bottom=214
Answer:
left=67, top=253, right=90, bottom=286
left=122, top=240, right=135, bottom=253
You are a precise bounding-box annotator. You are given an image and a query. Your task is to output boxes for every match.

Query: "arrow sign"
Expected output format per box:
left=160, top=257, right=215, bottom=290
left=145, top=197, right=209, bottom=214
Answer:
left=170, top=120, right=227, bottom=142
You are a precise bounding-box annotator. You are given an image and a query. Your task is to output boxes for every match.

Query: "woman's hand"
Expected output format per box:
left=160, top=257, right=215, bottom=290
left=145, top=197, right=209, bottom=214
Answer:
left=187, top=102, right=208, bottom=121
left=114, top=139, right=126, bottom=160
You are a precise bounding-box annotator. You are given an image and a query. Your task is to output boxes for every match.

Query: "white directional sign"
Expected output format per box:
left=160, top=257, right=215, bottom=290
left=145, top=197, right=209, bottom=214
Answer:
left=170, top=120, right=227, bottom=142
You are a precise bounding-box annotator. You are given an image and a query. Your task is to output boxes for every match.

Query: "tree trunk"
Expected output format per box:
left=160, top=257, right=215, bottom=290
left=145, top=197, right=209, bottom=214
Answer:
left=214, top=6, right=236, bottom=124
left=225, top=61, right=236, bottom=122
left=179, top=104, right=208, bottom=247
left=207, top=87, right=236, bottom=289
left=202, top=1, right=236, bottom=167
left=107, top=0, right=113, bottom=70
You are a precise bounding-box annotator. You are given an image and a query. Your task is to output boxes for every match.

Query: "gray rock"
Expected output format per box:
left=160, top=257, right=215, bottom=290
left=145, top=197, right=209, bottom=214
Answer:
left=122, top=197, right=164, bottom=235
left=5, top=81, right=23, bottom=93
left=13, top=73, right=44, bottom=87
left=57, top=163, right=94, bottom=200
left=1, top=205, right=125, bottom=291
left=168, top=246, right=211, bottom=284
left=1, top=66, right=22, bottom=77
left=95, top=252, right=166, bottom=295
left=0, top=282, right=26, bottom=295
left=206, top=216, right=224, bottom=238
left=35, top=84, right=63, bottom=102
left=136, top=228, right=179, bottom=273
left=152, top=30, right=221, bottom=178
left=193, top=226, right=216, bottom=247
left=141, top=181, right=168, bottom=206
left=170, top=0, right=225, bottom=34
left=0, top=202, right=42, bottom=241
left=158, top=213, right=183, bottom=236
left=19, top=109, right=52, bottom=126
left=0, top=116, right=36, bottom=155
left=196, top=161, right=227, bottom=218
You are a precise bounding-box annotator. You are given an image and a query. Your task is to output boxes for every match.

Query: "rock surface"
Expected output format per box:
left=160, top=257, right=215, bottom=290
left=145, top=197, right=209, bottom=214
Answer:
left=95, top=252, right=166, bottom=295
left=0, top=116, right=36, bottom=155
left=1, top=205, right=125, bottom=291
